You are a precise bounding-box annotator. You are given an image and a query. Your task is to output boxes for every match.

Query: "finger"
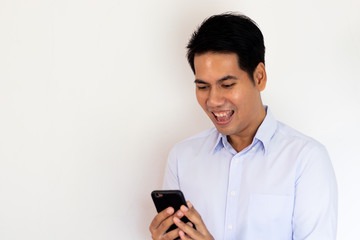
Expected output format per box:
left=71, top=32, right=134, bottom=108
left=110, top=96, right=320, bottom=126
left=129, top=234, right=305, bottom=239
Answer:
left=149, top=207, right=174, bottom=231
left=179, top=230, right=192, bottom=240
left=177, top=210, right=194, bottom=228
left=180, top=202, right=207, bottom=233
left=161, top=227, right=180, bottom=240
left=173, top=216, right=201, bottom=239
left=176, top=209, right=195, bottom=229
left=186, top=222, right=194, bottom=228
left=153, top=215, right=182, bottom=240
left=176, top=210, right=194, bottom=231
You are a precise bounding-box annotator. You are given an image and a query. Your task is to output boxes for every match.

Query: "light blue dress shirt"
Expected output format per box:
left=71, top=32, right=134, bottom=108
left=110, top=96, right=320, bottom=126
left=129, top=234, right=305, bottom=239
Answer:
left=163, top=108, right=337, bottom=240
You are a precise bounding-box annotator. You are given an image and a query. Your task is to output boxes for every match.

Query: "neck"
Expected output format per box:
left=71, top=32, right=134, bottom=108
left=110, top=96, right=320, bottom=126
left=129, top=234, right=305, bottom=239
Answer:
left=228, top=106, right=266, bottom=152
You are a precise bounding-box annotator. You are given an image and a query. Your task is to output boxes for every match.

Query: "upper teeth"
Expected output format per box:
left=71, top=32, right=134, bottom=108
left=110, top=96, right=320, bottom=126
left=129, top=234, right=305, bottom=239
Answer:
left=214, top=112, right=229, bottom=117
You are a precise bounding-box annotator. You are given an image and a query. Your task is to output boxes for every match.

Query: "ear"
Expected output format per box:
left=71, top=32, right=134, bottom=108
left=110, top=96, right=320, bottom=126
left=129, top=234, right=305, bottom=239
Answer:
left=253, top=62, right=267, bottom=91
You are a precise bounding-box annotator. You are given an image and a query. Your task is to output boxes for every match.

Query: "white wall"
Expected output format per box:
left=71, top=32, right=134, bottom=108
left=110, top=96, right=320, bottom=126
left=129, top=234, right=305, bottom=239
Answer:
left=0, top=0, right=359, bottom=239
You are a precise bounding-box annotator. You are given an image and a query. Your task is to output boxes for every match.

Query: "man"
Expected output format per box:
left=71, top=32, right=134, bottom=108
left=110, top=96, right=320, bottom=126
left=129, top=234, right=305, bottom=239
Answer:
left=149, top=13, right=337, bottom=240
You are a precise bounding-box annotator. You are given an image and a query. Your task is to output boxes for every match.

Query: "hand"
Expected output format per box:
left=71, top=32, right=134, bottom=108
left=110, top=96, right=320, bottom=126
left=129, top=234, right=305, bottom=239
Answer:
left=149, top=207, right=180, bottom=240
left=173, top=201, right=214, bottom=240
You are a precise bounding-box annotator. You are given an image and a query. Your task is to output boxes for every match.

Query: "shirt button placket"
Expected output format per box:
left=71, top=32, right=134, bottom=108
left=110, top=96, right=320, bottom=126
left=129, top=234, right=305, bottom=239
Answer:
left=224, top=154, right=243, bottom=239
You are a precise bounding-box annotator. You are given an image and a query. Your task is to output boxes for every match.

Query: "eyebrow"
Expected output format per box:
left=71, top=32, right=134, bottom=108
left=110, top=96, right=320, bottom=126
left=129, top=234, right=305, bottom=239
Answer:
left=194, top=75, right=238, bottom=84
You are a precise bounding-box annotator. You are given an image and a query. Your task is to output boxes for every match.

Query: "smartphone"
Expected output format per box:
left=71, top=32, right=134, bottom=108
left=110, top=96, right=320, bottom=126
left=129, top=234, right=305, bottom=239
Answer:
left=151, top=190, right=193, bottom=233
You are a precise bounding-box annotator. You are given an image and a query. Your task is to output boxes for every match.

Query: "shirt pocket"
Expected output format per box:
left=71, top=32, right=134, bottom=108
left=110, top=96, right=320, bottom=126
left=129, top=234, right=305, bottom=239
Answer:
left=247, top=194, right=293, bottom=240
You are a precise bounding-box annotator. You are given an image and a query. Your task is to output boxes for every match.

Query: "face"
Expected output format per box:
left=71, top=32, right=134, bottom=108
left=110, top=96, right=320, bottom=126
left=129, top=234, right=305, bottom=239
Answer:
left=194, top=52, right=267, bottom=139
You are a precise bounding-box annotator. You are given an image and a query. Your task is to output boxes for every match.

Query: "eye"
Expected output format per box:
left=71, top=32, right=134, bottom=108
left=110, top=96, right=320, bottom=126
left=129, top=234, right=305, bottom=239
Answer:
left=196, top=85, right=208, bottom=90
left=222, top=83, right=235, bottom=88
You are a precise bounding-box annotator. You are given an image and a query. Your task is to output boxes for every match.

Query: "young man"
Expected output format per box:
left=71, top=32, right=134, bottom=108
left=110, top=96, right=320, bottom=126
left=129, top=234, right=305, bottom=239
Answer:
left=149, top=13, right=337, bottom=240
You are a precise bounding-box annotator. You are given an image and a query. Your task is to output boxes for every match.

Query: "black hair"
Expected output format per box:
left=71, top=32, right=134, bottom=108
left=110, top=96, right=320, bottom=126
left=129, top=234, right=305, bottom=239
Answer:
left=186, top=13, right=265, bottom=83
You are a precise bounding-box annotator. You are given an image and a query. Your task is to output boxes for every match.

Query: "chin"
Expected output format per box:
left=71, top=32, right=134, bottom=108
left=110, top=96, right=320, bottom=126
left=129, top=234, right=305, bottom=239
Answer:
left=214, top=125, right=234, bottom=136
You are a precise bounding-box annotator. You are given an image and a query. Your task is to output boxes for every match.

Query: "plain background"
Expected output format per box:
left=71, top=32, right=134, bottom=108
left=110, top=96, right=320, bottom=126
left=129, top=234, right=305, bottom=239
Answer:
left=0, top=0, right=359, bottom=239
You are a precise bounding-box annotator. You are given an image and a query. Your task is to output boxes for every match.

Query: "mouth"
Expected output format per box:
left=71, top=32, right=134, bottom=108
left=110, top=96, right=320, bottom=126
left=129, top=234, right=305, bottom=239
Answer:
left=211, top=110, right=234, bottom=125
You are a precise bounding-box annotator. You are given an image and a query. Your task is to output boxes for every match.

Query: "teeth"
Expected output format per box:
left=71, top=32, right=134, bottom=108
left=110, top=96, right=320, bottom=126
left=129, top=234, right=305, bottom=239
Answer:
left=213, top=111, right=231, bottom=117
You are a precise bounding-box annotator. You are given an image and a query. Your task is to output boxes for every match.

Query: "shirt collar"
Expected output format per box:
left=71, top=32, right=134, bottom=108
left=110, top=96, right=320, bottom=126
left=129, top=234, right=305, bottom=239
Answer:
left=212, top=106, right=278, bottom=154
left=212, top=132, right=227, bottom=153
left=253, top=106, right=278, bottom=154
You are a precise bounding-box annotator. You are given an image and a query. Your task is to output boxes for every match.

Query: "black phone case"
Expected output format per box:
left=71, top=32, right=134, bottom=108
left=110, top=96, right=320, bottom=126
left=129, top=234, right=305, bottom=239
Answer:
left=151, top=190, right=192, bottom=233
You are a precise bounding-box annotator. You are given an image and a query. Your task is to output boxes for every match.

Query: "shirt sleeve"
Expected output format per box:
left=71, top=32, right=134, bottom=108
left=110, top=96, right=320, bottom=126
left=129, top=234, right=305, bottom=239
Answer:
left=292, top=144, right=338, bottom=240
left=162, top=146, right=180, bottom=190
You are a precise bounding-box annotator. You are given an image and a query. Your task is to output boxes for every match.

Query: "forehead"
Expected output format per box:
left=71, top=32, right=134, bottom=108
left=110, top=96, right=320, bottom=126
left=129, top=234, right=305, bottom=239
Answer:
left=194, top=52, right=242, bottom=80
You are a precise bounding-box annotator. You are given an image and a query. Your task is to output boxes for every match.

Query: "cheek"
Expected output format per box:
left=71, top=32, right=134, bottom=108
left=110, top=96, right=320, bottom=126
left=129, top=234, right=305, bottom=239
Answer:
left=195, top=92, right=206, bottom=107
left=227, top=90, right=244, bottom=106
left=231, top=86, right=257, bottom=103
left=232, top=91, right=259, bottom=114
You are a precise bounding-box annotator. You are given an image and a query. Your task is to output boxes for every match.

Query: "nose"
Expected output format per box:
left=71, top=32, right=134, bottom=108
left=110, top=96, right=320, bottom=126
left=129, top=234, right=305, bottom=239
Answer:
left=207, top=88, right=224, bottom=107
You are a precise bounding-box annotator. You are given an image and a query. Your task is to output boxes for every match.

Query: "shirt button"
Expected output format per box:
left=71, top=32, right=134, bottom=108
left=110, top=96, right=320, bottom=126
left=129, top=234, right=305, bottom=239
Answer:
left=230, top=191, right=236, bottom=196
left=251, top=146, right=256, bottom=151
left=234, top=159, right=239, bottom=163
left=227, top=224, right=233, bottom=230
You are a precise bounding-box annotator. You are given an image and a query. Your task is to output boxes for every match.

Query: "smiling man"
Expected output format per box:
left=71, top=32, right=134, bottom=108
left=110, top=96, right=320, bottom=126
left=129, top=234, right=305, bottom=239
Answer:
left=149, top=13, right=337, bottom=240
left=193, top=52, right=266, bottom=152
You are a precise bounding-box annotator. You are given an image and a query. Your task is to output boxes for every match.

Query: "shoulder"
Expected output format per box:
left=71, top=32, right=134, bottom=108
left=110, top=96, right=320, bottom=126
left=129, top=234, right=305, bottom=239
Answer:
left=273, top=121, right=330, bottom=167
left=276, top=121, right=326, bottom=150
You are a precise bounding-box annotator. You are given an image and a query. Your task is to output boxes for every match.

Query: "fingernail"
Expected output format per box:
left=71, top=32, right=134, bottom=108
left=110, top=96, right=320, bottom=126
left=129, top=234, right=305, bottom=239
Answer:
left=167, top=207, right=174, bottom=214
left=187, top=201, right=193, bottom=208
left=181, top=205, right=188, bottom=212
left=177, top=211, right=184, bottom=218
left=173, top=217, right=180, bottom=223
